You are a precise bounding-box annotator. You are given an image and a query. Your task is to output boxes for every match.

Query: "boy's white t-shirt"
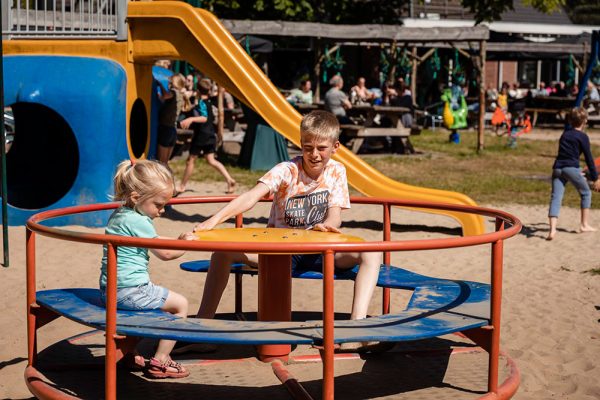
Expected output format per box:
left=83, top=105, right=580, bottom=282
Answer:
left=258, top=156, right=350, bottom=229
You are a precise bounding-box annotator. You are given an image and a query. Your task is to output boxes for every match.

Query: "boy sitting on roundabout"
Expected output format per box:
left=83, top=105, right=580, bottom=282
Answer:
left=179, top=110, right=382, bottom=353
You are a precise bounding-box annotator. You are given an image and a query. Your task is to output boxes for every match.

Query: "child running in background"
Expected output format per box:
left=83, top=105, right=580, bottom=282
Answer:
left=100, top=159, right=195, bottom=378
left=156, top=74, right=189, bottom=165
left=547, top=107, right=600, bottom=240
left=179, top=110, right=381, bottom=353
left=177, top=78, right=237, bottom=195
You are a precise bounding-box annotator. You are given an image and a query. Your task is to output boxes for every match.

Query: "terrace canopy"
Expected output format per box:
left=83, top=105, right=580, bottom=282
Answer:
left=222, top=20, right=490, bottom=150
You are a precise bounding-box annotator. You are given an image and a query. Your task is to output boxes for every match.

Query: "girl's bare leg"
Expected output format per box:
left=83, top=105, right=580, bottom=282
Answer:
left=156, top=145, right=173, bottom=165
left=154, top=291, right=188, bottom=361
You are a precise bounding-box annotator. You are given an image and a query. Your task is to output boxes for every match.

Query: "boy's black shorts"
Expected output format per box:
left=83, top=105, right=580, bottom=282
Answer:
left=189, top=143, right=216, bottom=156
left=157, top=125, right=177, bottom=147
left=292, top=254, right=348, bottom=275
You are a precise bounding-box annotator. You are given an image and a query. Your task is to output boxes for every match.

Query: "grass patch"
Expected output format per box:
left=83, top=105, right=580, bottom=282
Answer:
left=363, top=129, right=600, bottom=207
left=170, top=152, right=264, bottom=189
left=170, top=129, right=600, bottom=208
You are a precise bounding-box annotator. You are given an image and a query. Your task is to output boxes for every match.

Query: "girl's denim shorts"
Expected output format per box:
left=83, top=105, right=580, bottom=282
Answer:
left=101, top=281, right=169, bottom=311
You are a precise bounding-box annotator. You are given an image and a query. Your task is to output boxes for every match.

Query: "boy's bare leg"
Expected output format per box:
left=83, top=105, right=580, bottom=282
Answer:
left=196, top=252, right=257, bottom=318
left=580, top=208, right=596, bottom=232
left=205, top=153, right=236, bottom=193
left=177, top=154, right=198, bottom=193
left=546, top=217, right=558, bottom=240
left=335, top=251, right=382, bottom=320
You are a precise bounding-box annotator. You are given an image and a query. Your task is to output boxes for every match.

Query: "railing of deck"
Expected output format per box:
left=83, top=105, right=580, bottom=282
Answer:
left=2, top=0, right=128, bottom=40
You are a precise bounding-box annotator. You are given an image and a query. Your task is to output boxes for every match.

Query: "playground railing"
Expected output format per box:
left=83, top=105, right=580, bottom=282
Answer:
left=2, top=0, right=127, bottom=40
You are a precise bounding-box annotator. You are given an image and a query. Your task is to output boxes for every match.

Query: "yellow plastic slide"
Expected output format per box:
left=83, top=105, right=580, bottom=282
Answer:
left=128, top=1, right=484, bottom=235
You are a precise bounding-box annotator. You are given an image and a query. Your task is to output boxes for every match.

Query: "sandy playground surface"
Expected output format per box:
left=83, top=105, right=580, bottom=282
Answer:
left=0, top=175, right=599, bottom=399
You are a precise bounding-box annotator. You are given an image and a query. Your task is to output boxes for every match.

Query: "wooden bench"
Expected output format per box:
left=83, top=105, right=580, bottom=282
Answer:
left=585, top=100, right=600, bottom=127
left=524, top=107, right=568, bottom=127
left=340, top=124, right=414, bottom=154
left=525, top=96, right=574, bottom=126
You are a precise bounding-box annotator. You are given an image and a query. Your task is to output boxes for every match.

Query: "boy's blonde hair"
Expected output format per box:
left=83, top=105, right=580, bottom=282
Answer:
left=300, top=110, right=340, bottom=142
left=568, top=107, right=588, bottom=128
left=113, top=159, right=175, bottom=204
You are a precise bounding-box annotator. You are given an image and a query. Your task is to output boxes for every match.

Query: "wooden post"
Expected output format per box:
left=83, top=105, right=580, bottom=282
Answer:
left=314, top=38, right=322, bottom=102
left=217, top=85, right=224, bottom=146
left=411, top=46, right=417, bottom=106
left=478, top=40, right=486, bottom=153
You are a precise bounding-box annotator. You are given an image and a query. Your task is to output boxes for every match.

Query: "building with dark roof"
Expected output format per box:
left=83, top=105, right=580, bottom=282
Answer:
left=404, top=0, right=599, bottom=89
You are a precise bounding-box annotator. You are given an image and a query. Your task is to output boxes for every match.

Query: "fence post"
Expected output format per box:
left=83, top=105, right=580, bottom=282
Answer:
left=1, top=0, right=9, bottom=40
left=116, top=0, right=128, bottom=41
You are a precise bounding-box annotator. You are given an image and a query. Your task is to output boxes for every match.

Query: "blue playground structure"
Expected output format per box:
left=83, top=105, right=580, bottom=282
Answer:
left=2, top=56, right=132, bottom=226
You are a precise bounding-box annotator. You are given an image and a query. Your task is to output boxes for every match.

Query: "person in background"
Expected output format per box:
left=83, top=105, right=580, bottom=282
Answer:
left=538, top=81, right=550, bottom=96
left=183, top=74, right=197, bottom=108
left=587, top=81, right=600, bottom=102
left=350, top=77, right=376, bottom=105
left=324, top=75, right=352, bottom=124
left=546, top=107, right=600, bottom=240
left=381, top=80, right=398, bottom=106
left=177, top=79, right=237, bottom=195
left=156, top=74, right=189, bottom=165
left=286, top=79, right=314, bottom=104
left=570, top=84, right=580, bottom=98
left=551, top=81, right=568, bottom=97
left=155, top=59, right=172, bottom=70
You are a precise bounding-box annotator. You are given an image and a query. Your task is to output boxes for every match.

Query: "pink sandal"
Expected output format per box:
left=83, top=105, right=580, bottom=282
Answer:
left=145, top=357, right=189, bottom=379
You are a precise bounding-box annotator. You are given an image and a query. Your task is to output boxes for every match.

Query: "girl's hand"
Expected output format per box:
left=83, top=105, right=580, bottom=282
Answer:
left=311, top=224, right=341, bottom=233
left=179, top=232, right=196, bottom=241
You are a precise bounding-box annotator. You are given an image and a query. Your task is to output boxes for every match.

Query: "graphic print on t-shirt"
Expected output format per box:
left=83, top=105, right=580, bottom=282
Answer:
left=284, top=190, right=329, bottom=228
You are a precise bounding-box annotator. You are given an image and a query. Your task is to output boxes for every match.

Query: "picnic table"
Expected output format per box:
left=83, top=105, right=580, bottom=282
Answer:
left=344, top=104, right=416, bottom=154
left=525, top=95, right=574, bottom=126
left=292, top=102, right=320, bottom=114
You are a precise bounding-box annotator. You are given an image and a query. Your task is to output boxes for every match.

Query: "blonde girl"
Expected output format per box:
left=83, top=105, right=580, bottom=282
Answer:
left=100, top=159, right=194, bottom=378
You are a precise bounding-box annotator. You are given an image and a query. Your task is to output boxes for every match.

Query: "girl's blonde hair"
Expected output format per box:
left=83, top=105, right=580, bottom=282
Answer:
left=170, top=73, right=186, bottom=90
left=300, top=110, right=340, bottom=142
left=170, top=73, right=192, bottom=112
left=113, top=159, right=175, bottom=204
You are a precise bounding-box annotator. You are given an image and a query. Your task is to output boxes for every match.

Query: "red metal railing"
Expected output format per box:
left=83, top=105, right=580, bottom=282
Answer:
left=25, top=196, right=521, bottom=400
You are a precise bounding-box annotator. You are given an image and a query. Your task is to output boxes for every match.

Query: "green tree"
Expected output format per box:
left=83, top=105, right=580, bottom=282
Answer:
left=199, top=0, right=567, bottom=25
left=200, top=0, right=408, bottom=24
left=564, top=0, right=600, bottom=25
left=462, top=0, right=565, bottom=24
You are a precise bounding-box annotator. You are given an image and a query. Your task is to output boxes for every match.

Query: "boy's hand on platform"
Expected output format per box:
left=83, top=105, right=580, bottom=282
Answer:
left=311, top=224, right=341, bottom=233
left=193, top=221, right=216, bottom=233
left=593, top=179, right=600, bottom=192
